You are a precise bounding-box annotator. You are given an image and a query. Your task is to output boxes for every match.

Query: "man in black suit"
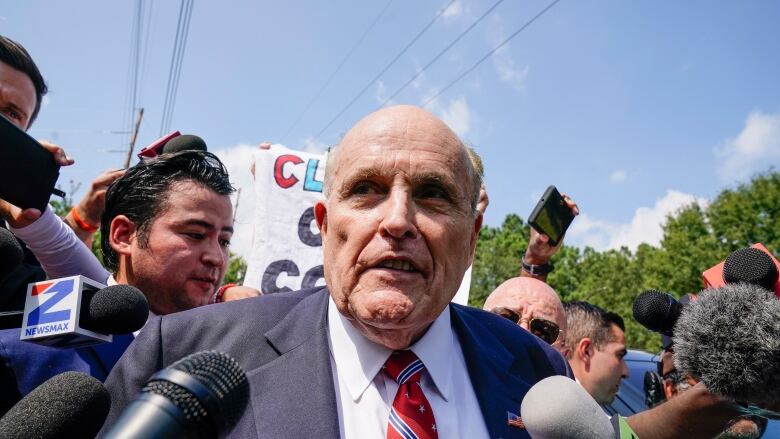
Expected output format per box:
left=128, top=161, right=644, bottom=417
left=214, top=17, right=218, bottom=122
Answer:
left=103, top=105, right=570, bottom=438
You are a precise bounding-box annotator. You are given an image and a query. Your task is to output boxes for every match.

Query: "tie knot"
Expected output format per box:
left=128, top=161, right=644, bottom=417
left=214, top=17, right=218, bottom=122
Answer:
left=384, top=350, right=425, bottom=384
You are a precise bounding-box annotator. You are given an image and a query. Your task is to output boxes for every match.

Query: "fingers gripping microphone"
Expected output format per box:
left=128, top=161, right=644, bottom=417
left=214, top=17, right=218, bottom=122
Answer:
left=673, top=283, right=780, bottom=407
left=0, top=371, right=110, bottom=438
left=104, top=351, right=249, bottom=438
left=0, top=227, right=24, bottom=280
left=632, top=290, right=683, bottom=337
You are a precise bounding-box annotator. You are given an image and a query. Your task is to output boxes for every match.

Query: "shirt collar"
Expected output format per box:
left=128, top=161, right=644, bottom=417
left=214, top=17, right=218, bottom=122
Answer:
left=327, top=297, right=454, bottom=402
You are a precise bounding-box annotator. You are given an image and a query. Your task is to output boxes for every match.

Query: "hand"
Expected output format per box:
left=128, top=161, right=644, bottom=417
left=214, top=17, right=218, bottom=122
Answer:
left=73, top=169, right=125, bottom=226
left=222, top=285, right=261, bottom=302
left=0, top=141, right=74, bottom=228
left=525, top=194, right=579, bottom=264
left=250, top=141, right=273, bottom=177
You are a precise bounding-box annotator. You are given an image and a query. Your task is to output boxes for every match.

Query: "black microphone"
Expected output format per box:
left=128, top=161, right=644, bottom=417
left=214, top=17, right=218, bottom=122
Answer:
left=161, top=134, right=208, bottom=154
left=0, top=371, right=110, bottom=438
left=0, top=284, right=148, bottom=332
left=673, top=283, right=780, bottom=408
left=103, top=350, right=249, bottom=438
left=632, top=289, right=683, bottom=337
left=0, top=227, right=24, bottom=280
left=723, top=247, right=779, bottom=292
left=520, top=375, right=639, bottom=438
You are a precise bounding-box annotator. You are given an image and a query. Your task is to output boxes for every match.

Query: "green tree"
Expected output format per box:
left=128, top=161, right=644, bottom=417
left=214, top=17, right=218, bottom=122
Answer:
left=469, top=214, right=529, bottom=307
left=223, top=252, right=247, bottom=285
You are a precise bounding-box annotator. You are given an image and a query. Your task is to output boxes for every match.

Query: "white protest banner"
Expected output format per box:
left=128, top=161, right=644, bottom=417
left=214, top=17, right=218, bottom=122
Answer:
left=243, top=145, right=327, bottom=294
left=242, top=143, right=471, bottom=304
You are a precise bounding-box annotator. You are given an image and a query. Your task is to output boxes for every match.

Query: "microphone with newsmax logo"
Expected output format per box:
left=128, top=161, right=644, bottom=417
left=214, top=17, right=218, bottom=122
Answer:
left=18, top=276, right=148, bottom=348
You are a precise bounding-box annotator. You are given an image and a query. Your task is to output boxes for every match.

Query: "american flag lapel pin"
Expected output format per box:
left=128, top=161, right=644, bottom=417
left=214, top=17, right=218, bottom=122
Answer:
left=507, top=411, right=525, bottom=429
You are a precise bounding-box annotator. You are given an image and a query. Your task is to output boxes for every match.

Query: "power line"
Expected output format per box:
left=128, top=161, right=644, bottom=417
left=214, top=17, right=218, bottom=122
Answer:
left=311, top=0, right=458, bottom=144
left=281, top=0, right=395, bottom=143
left=159, top=0, right=194, bottom=135
left=422, top=0, right=561, bottom=108
left=380, top=0, right=504, bottom=107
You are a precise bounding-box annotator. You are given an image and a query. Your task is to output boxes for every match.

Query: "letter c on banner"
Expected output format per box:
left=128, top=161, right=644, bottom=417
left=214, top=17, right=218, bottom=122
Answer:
left=261, top=260, right=300, bottom=294
left=298, top=207, right=322, bottom=247
left=274, top=154, right=303, bottom=188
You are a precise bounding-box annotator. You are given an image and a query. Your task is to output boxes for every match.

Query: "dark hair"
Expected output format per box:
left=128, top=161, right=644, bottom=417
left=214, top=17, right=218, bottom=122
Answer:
left=100, top=150, right=235, bottom=271
left=0, top=35, right=47, bottom=127
left=563, top=300, right=625, bottom=358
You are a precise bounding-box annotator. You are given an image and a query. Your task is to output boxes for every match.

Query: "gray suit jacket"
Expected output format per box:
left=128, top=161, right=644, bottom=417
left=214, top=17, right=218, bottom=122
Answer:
left=102, top=287, right=570, bottom=438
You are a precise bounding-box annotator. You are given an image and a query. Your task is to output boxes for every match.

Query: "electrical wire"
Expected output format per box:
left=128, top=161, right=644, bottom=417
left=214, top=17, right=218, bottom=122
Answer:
left=311, top=0, right=457, bottom=144
left=422, top=0, right=561, bottom=108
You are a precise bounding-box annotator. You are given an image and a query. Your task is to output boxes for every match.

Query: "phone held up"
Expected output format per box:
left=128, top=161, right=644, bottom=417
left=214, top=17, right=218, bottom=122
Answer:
left=528, top=185, right=575, bottom=247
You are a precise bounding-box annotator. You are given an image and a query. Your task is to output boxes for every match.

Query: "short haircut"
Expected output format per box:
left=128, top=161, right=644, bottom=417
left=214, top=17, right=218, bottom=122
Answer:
left=663, top=369, right=693, bottom=393
left=100, top=150, right=235, bottom=271
left=563, top=300, right=625, bottom=358
left=0, top=35, right=47, bottom=127
left=323, top=143, right=484, bottom=214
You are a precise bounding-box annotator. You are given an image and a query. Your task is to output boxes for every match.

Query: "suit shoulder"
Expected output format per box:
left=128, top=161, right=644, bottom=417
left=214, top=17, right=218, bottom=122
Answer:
left=451, top=304, right=570, bottom=377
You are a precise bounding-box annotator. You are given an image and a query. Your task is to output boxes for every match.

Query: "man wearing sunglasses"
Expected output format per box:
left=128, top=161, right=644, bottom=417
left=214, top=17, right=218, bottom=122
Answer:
left=483, top=277, right=568, bottom=356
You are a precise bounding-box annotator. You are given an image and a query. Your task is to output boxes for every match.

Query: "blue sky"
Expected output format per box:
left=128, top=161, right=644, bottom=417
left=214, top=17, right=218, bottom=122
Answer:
left=3, top=1, right=779, bottom=259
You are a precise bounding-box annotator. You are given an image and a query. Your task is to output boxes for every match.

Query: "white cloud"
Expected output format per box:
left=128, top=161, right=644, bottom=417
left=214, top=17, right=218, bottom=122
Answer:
left=41, top=95, right=50, bottom=108
left=375, top=80, right=389, bottom=105
left=442, top=1, right=463, bottom=19
left=567, top=190, right=707, bottom=251
left=609, top=169, right=627, bottom=183
left=301, top=136, right=329, bottom=154
left=715, top=110, right=780, bottom=182
left=437, top=96, right=471, bottom=137
left=212, top=143, right=258, bottom=260
left=493, top=55, right=529, bottom=92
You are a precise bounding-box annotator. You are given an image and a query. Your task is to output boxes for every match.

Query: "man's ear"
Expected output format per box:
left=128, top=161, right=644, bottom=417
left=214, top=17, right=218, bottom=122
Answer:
left=663, top=379, right=677, bottom=399
left=109, top=215, right=137, bottom=257
left=576, top=338, right=593, bottom=367
left=466, top=212, right=483, bottom=266
left=314, top=201, right=328, bottom=235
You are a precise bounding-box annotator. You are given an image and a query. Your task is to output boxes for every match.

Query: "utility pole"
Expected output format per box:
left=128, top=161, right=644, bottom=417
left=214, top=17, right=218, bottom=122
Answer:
left=232, top=188, right=242, bottom=227
left=123, top=107, right=145, bottom=168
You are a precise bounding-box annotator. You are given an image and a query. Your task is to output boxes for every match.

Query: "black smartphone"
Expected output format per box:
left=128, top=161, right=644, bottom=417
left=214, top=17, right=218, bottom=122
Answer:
left=528, top=185, right=575, bottom=246
left=0, top=115, right=61, bottom=212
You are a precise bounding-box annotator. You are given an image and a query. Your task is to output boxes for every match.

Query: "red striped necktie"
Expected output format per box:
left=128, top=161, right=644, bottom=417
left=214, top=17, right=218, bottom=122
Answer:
left=384, top=350, right=439, bottom=439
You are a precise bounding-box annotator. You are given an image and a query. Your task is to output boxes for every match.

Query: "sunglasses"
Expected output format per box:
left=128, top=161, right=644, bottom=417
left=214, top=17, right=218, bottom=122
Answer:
left=490, top=307, right=562, bottom=345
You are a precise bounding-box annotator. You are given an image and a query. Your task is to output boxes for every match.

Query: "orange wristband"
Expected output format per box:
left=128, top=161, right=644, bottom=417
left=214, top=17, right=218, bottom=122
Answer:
left=70, top=207, right=98, bottom=233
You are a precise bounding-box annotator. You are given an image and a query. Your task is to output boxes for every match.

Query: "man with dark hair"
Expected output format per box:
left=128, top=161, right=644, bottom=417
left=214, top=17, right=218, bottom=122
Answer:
left=563, top=300, right=629, bottom=405
left=1, top=150, right=237, bottom=415
left=10, top=150, right=236, bottom=314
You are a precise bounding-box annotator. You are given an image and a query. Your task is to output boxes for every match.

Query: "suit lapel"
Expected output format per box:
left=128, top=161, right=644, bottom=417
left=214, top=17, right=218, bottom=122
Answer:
left=451, top=305, right=534, bottom=439
left=246, top=289, right=340, bottom=438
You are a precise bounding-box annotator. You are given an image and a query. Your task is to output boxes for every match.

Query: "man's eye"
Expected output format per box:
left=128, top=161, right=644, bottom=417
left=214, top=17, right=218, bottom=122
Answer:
left=219, top=239, right=231, bottom=248
left=416, top=185, right=449, bottom=200
left=352, top=182, right=381, bottom=195
left=186, top=233, right=205, bottom=240
left=2, top=109, right=22, bottom=123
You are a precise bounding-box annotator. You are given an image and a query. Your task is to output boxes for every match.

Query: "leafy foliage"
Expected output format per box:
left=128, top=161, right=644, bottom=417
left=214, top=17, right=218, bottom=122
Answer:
left=470, top=171, right=780, bottom=352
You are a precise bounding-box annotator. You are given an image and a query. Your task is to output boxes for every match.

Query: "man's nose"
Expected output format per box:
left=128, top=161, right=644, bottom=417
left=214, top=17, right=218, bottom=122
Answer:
left=379, top=190, right=418, bottom=240
left=202, top=239, right=227, bottom=268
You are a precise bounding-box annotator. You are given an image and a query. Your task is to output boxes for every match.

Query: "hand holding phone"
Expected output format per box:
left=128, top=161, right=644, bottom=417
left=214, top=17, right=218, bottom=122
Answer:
left=528, top=185, right=576, bottom=247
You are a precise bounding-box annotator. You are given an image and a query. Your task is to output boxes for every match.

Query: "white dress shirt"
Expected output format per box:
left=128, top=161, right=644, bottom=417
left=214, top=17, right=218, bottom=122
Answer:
left=327, top=297, right=490, bottom=439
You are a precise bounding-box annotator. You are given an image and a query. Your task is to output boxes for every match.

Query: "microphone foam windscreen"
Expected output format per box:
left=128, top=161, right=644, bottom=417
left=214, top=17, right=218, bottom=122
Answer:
left=80, top=284, right=149, bottom=334
left=0, top=371, right=110, bottom=438
left=632, top=289, right=682, bottom=336
left=673, top=283, right=780, bottom=406
left=144, top=351, right=248, bottom=432
left=162, top=134, right=207, bottom=154
left=520, top=375, right=614, bottom=439
left=0, top=227, right=23, bottom=278
left=723, top=247, right=779, bottom=291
